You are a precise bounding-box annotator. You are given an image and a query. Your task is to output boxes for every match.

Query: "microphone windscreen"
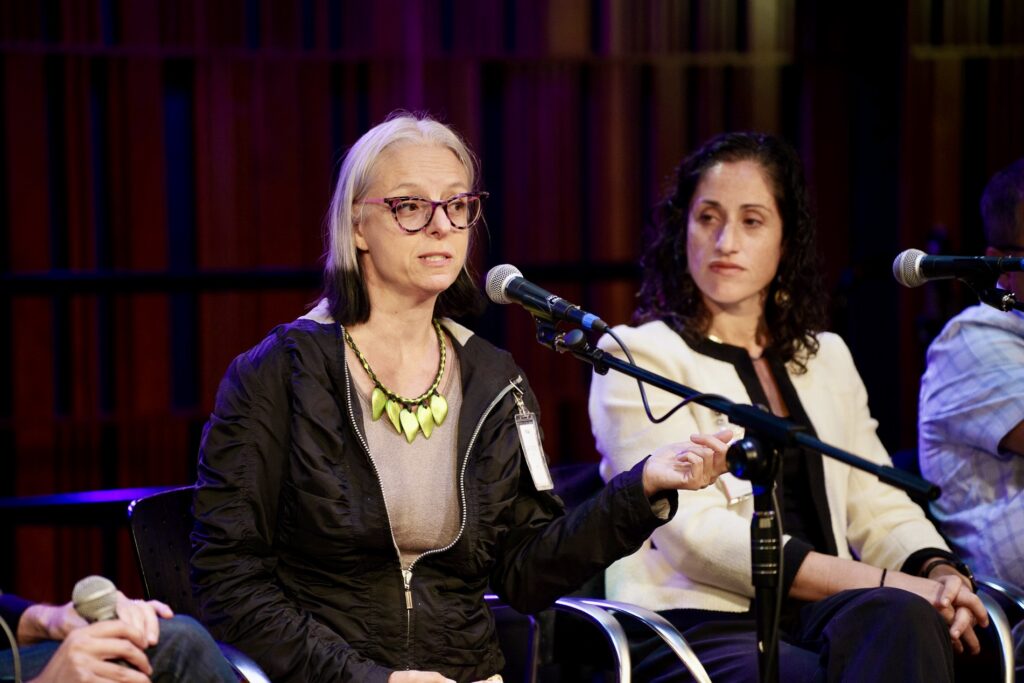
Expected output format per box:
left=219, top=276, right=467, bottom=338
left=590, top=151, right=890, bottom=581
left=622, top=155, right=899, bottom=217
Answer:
left=892, top=248, right=926, bottom=287
left=485, top=264, right=522, bottom=305
left=73, top=575, right=118, bottom=622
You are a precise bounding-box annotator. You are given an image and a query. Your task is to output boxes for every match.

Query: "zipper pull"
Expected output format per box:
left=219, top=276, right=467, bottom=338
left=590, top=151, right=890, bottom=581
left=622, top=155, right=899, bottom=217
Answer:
left=402, top=568, right=413, bottom=610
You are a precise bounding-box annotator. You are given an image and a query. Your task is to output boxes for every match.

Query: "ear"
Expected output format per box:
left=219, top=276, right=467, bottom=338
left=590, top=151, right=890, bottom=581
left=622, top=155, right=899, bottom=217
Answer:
left=353, top=228, right=370, bottom=252
left=352, top=207, right=370, bottom=252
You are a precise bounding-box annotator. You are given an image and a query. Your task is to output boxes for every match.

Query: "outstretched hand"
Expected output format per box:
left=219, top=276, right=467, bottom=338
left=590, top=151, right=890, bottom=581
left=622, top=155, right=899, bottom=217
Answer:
left=642, top=429, right=733, bottom=496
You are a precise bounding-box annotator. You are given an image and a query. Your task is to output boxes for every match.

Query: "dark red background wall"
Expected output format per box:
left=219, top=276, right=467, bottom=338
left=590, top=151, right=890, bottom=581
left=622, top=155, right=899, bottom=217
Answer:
left=2, top=0, right=1023, bottom=604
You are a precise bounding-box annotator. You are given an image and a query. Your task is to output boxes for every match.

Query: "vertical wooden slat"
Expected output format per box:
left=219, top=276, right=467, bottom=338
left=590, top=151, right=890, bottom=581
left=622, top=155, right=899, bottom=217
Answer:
left=6, top=48, right=58, bottom=599
left=929, top=60, right=963, bottom=241
left=12, top=295, right=57, bottom=599
left=5, top=56, right=51, bottom=271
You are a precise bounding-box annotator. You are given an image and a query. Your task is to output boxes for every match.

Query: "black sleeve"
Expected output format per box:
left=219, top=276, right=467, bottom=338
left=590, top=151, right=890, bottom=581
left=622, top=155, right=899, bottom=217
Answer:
left=781, top=538, right=814, bottom=597
left=901, top=548, right=962, bottom=577
left=0, top=594, right=33, bottom=649
left=190, top=338, right=391, bottom=683
left=487, top=381, right=678, bottom=614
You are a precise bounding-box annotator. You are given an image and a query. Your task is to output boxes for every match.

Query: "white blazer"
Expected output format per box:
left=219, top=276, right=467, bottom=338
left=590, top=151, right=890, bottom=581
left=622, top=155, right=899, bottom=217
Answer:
left=589, top=320, right=950, bottom=614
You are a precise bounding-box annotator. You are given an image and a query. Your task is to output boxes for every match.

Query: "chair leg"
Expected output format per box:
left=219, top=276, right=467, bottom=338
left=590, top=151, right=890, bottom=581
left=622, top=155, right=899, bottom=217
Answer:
left=978, top=592, right=1015, bottom=683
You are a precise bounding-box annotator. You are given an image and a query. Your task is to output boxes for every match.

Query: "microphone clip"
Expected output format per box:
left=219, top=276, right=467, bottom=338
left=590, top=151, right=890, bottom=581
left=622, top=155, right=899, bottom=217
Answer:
left=534, top=317, right=591, bottom=353
left=533, top=317, right=564, bottom=352
left=533, top=317, right=611, bottom=374
left=966, top=281, right=1024, bottom=312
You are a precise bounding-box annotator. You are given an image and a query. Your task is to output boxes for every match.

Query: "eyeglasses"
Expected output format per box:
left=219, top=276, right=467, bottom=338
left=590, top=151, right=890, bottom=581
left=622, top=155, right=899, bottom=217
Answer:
left=360, top=192, right=489, bottom=233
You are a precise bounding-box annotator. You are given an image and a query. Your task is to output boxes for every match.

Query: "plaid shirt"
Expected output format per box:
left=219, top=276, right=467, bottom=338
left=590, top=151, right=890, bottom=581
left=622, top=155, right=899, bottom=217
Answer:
left=919, top=302, right=1024, bottom=586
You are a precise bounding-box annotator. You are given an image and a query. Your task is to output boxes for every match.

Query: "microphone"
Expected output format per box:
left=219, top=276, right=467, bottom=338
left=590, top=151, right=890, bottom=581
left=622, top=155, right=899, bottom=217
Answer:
left=72, top=575, right=119, bottom=622
left=72, top=575, right=139, bottom=671
left=892, top=248, right=1024, bottom=288
left=485, top=264, right=609, bottom=332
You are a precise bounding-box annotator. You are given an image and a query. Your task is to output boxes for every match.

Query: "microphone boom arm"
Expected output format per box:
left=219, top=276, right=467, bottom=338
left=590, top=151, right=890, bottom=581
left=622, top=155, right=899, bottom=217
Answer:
left=546, top=323, right=940, bottom=500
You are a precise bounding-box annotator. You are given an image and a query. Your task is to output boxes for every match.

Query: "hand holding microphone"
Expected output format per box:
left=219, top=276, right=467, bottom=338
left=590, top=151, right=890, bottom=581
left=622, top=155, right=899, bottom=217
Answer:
left=72, top=575, right=120, bottom=623
left=73, top=575, right=172, bottom=648
left=23, top=576, right=176, bottom=682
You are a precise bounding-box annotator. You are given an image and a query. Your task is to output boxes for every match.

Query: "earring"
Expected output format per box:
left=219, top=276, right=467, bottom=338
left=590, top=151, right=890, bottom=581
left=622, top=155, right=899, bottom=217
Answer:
left=773, top=276, right=791, bottom=307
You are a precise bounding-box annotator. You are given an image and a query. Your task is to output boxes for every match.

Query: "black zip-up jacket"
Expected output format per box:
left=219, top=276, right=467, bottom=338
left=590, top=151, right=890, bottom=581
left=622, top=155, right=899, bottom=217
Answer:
left=191, top=318, right=677, bottom=682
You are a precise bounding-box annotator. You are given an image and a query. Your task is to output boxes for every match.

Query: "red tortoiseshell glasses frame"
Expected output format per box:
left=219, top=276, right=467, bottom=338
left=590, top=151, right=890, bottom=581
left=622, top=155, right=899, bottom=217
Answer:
left=360, top=192, right=489, bottom=233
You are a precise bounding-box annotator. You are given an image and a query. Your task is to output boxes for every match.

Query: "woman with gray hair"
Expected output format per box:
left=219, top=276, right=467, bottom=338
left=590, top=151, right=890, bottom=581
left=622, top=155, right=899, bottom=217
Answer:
left=190, top=112, right=732, bottom=683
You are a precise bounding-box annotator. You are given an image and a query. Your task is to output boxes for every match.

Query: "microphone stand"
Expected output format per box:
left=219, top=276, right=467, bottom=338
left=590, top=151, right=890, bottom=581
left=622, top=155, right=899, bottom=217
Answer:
left=533, top=319, right=940, bottom=683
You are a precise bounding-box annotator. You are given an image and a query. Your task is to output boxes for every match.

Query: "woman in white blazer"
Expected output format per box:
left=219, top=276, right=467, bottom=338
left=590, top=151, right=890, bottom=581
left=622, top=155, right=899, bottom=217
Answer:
left=589, top=132, right=988, bottom=682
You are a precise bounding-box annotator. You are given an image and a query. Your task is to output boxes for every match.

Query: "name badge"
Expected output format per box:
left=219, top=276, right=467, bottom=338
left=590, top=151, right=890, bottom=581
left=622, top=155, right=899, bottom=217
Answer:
left=510, top=384, right=554, bottom=491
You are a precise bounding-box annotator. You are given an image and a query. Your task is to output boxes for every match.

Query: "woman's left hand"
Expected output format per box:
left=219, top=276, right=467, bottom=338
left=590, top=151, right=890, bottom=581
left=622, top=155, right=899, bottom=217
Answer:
left=642, top=429, right=733, bottom=496
left=885, top=569, right=987, bottom=656
left=926, top=568, right=987, bottom=656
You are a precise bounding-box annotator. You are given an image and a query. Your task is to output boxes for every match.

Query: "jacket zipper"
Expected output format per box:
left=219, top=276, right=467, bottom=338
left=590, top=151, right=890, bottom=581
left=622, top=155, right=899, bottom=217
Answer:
left=342, top=328, right=523, bottom=670
left=407, top=375, right=523, bottom=569
left=342, top=342, right=414, bottom=664
left=399, top=375, right=522, bottom=668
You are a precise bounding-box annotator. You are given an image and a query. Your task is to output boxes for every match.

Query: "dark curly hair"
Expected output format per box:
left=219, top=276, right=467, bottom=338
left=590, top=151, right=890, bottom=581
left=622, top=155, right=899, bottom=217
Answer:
left=635, top=131, right=827, bottom=372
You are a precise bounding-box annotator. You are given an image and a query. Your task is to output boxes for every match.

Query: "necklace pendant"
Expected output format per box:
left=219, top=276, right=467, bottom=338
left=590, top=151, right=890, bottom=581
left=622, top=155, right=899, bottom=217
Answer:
left=385, top=399, right=403, bottom=434
left=371, top=387, right=388, bottom=421
left=399, top=408, right=420, bottom=443
left=417, top=404, right=435, bottom=439
left=430, top=393, right=448, bottom=426
left=343, top=320, right=448, bottom=444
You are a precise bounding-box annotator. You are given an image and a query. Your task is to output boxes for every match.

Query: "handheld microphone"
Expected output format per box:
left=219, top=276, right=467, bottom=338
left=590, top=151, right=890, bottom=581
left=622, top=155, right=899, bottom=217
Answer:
left=72, top=575, right=139, bottom=671
left=485, top=264, right=609, bottom=332
left=892, top=248, right=1024, bottom=288
left=72, top=575, right=119, bottom=622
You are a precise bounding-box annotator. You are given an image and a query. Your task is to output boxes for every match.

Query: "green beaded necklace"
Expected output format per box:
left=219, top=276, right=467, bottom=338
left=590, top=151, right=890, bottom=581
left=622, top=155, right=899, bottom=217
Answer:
left=343, top=320, right=449, bottom=443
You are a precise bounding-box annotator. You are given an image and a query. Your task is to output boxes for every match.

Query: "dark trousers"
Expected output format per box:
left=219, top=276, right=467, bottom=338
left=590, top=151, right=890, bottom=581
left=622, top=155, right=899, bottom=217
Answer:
left=0, top=615, right=237, bottom=682
left=633, top=587, right=955, bottom=683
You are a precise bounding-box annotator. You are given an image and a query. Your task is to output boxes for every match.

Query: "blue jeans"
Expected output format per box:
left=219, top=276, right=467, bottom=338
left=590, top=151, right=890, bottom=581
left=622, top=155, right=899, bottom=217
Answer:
left=0, top=615, right=237, bottom=682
